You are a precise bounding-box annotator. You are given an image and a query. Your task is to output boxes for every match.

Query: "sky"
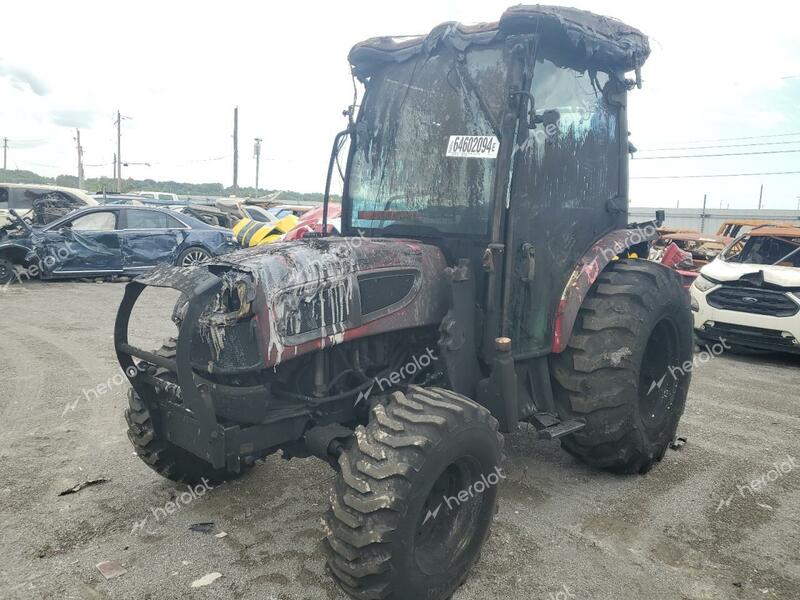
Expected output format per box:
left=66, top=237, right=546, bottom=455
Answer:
left=1, top=0, right=799, bottom=209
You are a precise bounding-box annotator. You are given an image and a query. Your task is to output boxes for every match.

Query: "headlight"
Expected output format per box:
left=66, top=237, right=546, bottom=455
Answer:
left=693, top=274, right=716, bottom=292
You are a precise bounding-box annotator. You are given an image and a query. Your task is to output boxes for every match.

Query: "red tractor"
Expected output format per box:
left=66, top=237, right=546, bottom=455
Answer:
left=116, top=6, right=692, bottom=599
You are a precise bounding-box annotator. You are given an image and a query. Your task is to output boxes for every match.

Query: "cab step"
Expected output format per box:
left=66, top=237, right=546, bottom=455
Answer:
left=529, top=412, right=586, bottom=440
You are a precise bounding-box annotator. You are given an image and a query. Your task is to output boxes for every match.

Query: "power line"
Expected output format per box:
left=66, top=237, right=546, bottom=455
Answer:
left=181, top=155, right=229, bottom=164
left=648, top=131, right=800, bottom=145
left=638, top=139, right=800, bottom=152
left=634, top=148, right=800, bottom=160
left=632, top=170, right=800, bottom=180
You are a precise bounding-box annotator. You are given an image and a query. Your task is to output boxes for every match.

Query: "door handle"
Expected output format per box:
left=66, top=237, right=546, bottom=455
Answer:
left=521, top=243, right=535, bottom=282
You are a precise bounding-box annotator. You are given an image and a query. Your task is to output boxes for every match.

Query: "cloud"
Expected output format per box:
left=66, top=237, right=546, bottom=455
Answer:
left=0, top=61, right=49, bottom=96
left=50, top=108, right=98, bottom=128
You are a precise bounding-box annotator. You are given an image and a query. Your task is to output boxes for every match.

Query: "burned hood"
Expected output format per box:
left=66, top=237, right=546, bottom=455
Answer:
left=201, top=237, right=450, bottom=367
left=208, top=237, right=440, bottom=287
left=349, top=5, right=650, bottom=79
left=702, top=258, right=800, bottom=289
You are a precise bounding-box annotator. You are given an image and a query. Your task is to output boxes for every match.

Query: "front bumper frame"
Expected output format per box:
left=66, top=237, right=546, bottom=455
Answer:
left=114, top=266, right=309, bottom=471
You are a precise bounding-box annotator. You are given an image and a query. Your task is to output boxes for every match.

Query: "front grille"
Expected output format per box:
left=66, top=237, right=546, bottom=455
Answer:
left=707, top=286, right=799, bottom=317
left=699, top=322, right=799, bottom=353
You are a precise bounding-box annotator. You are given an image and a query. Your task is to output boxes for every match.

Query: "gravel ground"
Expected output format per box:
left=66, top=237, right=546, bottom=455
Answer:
left=0, top=280, right=798, bottom=600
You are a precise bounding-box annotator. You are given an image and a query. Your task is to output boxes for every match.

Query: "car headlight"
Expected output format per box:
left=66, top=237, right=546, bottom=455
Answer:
left=693, top=274, right=716, bottom=292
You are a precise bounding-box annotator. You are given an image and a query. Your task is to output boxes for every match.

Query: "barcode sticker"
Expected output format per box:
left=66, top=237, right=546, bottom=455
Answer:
left=446, top=135, right=499, bottom=158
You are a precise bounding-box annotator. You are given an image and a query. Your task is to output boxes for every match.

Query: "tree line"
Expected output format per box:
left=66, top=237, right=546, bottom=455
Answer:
left=0, top=169, right=338, bottom=203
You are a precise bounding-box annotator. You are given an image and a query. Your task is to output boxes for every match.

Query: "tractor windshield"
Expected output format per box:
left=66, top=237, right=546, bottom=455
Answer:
left=346, top=45, right=509, bottom=236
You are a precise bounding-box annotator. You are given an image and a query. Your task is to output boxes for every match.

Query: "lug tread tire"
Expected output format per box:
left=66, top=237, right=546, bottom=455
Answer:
left=550, top=260, right=693, bottom=474
left=125, top=338, right=250, bottom=485
left=323, top=385, right=503, bottom=600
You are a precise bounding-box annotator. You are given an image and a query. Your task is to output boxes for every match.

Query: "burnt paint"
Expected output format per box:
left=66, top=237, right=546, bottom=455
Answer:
left=551, top=226, right=658, bottom=353
left=205, top=237, right=449, bottom=368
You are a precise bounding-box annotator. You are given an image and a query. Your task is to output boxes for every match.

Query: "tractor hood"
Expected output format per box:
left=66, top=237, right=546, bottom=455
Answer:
left=349, top=5, right=650, bottom=80
left=173, top=237, right=450, bottom=368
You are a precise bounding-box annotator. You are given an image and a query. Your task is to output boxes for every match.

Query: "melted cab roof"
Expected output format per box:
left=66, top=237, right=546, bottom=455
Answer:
left=348, top=4, right=650, bottom=79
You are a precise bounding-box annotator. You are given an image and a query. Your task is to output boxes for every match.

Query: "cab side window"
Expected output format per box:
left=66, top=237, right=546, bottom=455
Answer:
left=0, top=188, right=8, bottom=210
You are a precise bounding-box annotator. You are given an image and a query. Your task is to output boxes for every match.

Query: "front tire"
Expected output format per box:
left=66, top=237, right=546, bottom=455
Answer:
left=550, top=260, right=693, bottom=474
left=324, top=386, right=504, bottom=600
left=125, top=338, right=251, bottom=485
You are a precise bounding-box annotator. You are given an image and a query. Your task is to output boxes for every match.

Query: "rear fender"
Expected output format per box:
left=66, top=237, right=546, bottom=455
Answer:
left=551, top=223, right=658, bottom=353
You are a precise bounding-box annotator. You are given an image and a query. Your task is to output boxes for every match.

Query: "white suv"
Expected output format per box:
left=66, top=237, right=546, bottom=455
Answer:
left=691, top=225, right=800, bottom=354
left=0, top=183, right=97, bottom=227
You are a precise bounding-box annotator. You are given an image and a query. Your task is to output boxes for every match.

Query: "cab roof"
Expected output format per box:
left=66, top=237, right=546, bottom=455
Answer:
left=349, top=5, right=650, bottom=79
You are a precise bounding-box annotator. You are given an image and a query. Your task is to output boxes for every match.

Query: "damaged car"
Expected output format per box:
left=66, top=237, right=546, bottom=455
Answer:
left=692, top=224, right=800, bottom=354
left=0, top=205, right=239, bottom=284
left=0, top=183, right=98, bottom=227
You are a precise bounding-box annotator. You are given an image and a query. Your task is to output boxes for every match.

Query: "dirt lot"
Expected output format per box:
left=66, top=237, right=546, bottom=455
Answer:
left=0, top=280, right=798, bottom=600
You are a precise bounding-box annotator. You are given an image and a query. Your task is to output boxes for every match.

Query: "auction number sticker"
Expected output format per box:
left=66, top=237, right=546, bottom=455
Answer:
left=446, top=135, right=499, bottom=158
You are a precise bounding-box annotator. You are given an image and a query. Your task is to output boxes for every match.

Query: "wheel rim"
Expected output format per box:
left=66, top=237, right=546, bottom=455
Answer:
left=413, top=455, right=486, bottom=576
left=181, top=250, right=209, bottom=267
left=0, top=262, right=13, bottom=283
left=639, top=317, right=681, bottom=431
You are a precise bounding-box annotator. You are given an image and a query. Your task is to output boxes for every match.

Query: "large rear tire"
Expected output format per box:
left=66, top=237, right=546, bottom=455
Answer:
left=550, top=260, right=693, bottom=474
left=323, top=386, right=504, bottom=600
left=125, top=338, right=251, bottom=485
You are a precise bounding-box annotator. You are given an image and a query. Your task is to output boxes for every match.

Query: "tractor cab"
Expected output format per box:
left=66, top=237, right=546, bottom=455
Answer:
left=331, top=7, right=653, bottom=362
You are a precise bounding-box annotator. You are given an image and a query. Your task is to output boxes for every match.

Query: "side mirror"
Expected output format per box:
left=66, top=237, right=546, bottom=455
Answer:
left=510, top=90, right=560, bottom=131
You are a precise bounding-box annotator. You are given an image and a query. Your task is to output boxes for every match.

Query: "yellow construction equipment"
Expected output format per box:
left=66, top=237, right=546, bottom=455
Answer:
left=233, top=214, right=299, bottom=247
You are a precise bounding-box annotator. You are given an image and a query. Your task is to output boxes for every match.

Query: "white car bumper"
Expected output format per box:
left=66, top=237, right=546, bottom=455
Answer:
left=690, top=283, right=800, bottom=353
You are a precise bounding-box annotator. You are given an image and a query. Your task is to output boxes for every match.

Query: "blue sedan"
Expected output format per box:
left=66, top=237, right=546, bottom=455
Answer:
left=0, top=205, right=240, bottom=283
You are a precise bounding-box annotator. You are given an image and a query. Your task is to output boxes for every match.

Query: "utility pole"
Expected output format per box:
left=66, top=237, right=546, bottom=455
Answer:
left=75, top=129, right=85, bottom=189
left=113, top=153, right=117, bottom=182
left=253, top=137, right=262, bottom=196
left=232, top=107, right=239, bottom=194
left=116, top=110, right=122, bottom=192
left=2, top=137, right=7, bottom=171
left=758, top=184, right=764, bottom=210
left=700, top=193, right=707, bottom=233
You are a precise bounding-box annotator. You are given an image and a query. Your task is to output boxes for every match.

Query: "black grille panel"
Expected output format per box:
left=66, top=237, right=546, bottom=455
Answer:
left=707, top=286, right=799, bottom=317
left=698, top=322, right=799, bottom=354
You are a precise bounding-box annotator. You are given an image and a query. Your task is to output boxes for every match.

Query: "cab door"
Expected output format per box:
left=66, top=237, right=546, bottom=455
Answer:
left=507, top=60, right=624, bottom=356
